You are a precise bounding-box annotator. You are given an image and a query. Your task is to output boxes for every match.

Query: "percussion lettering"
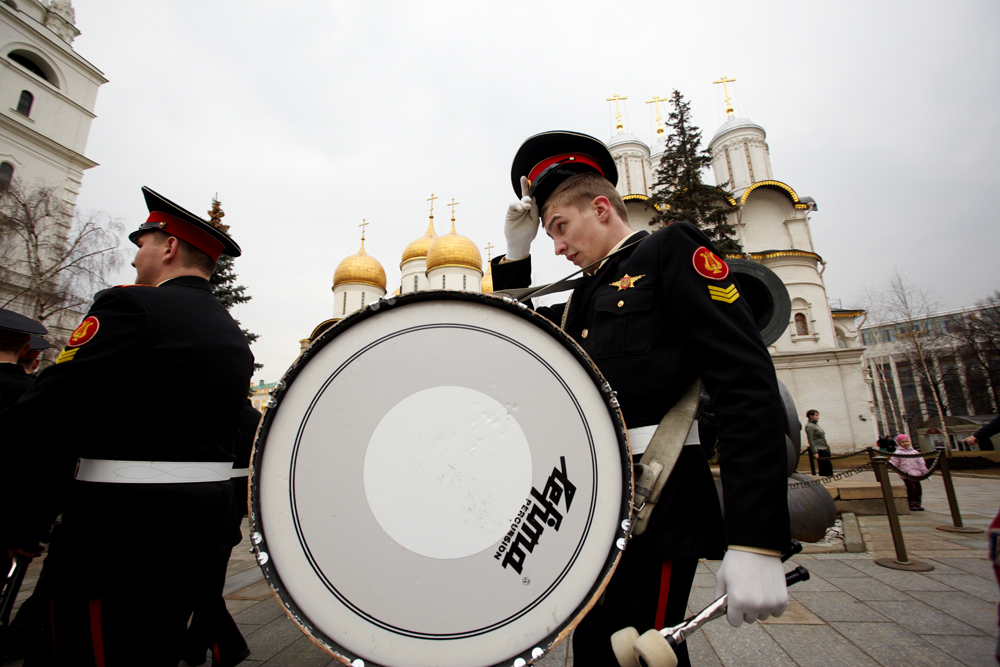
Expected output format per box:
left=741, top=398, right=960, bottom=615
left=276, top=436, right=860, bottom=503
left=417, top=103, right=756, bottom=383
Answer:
left=494, top=501, right=532, bottom=559
left=497, top=457, right=577, bottom=574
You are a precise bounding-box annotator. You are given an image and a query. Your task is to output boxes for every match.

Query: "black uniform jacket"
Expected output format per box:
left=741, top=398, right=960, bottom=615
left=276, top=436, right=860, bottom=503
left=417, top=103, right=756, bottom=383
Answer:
left=493, top=223, right=790, bottom=558
left=0, top=275, right=254, bottom=595
left=0, top=363, right=34, bottom=408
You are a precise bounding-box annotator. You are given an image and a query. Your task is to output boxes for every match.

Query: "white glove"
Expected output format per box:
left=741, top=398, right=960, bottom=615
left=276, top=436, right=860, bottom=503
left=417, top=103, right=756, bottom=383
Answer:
left=504, top=175, right=540, bottom=261
left=714, top=549, right=788, bottom=627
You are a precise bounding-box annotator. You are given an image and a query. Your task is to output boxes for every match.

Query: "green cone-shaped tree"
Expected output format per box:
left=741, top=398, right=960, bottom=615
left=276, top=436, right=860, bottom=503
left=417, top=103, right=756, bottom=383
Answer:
left=207, top=197, right=262, bottom=370
left=649, top=90, right=742, bottom=255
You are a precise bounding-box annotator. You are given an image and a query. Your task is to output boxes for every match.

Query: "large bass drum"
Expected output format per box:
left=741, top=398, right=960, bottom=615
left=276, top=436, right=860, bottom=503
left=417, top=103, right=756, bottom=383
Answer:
left=250, top=291, right=632, bottom=667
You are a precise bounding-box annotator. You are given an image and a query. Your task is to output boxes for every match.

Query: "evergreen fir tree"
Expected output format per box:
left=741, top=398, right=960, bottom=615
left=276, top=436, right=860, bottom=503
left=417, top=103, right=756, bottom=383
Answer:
left=649, top=90, right=742, bottom=255
left=207, top=197, right=262, bottom=370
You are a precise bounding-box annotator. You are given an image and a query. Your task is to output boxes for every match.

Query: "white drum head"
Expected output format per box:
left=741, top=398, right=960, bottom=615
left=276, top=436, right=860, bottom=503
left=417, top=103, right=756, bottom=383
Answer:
left=251, top=292, right=631, bottom=667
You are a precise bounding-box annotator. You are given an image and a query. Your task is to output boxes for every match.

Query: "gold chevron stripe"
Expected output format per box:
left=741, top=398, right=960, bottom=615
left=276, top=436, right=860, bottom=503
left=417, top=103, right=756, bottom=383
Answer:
left=55, top=348, right=79, bottom=364
left=708, top=284, right=740, bottom=303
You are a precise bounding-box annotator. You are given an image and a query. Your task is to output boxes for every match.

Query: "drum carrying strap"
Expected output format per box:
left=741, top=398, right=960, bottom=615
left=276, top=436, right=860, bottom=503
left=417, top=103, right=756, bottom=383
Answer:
left=631, top=379, right=701, bottom=536
left=492, top=236, right=645, bottom=303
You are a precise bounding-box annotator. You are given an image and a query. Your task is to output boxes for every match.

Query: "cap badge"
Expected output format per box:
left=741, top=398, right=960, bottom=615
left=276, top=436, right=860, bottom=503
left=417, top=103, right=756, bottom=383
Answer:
left=610, top=274, right=645, bottom=291
left=67, top=316, right=99, bottom=348
left=692, top=247, right=729, bottom=281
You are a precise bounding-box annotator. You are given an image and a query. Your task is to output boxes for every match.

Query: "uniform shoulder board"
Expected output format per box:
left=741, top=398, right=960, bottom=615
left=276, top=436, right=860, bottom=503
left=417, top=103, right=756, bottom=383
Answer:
left=114, top=284, right=152, bottom=288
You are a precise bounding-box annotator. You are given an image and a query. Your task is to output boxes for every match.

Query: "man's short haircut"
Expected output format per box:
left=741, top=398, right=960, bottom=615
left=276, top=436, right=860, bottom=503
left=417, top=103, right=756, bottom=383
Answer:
left=0, top=337, right=26, bottom=355
left=175, top=237, right=217, bottom=276
left=806, top=409, right=818, bottom=418
left=541, top=172, right=628, bottom=223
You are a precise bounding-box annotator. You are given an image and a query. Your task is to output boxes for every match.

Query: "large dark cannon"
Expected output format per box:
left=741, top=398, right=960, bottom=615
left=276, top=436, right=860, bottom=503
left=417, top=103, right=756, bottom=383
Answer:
left=711, top=258, right=837, bottom=544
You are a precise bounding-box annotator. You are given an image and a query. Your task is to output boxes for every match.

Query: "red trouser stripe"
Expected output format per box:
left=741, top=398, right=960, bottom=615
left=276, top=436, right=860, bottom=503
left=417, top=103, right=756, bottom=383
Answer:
left=654, top=560, right=673, bottom=630
left=89, top=598, right=106, bottom=667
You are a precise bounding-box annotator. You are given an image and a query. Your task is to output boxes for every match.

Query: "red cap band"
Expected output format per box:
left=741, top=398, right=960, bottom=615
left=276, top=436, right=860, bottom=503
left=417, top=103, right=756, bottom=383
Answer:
left=145, top=212, right=224, bottom=261
left=527, top=153, right=604, bottom=186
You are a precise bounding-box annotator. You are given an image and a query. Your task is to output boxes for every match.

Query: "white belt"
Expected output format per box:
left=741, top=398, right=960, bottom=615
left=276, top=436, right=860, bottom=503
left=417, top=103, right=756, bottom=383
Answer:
left=75, top=459, right=234, bottom=484
left=628, top=422, right=700, bottom=456
left=231, top=467, right=249, bottom=478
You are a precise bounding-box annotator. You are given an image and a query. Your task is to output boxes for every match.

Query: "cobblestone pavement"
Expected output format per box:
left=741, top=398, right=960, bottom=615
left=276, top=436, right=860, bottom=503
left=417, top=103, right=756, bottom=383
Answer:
left=5, top=474, right=998, bottom=666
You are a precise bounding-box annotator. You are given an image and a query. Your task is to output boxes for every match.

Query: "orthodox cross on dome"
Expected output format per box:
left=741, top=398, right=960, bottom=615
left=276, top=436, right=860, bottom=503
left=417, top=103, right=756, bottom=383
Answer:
left=606, top=94, right=627, bottom=133
left=447, top=198, right=460, bottom=232
left=359, top=219, right=369, bottom=246
left=646, top=95, right=667, bottom=137
left=484, top=242, right=494, bottom=262
left=713, top=76, right=736, bottom=117
left=427, top=193, right=438, bottom=216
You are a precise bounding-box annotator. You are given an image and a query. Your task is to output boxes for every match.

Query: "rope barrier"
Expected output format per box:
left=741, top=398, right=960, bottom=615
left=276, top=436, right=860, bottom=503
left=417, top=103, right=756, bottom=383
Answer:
left=814, top=446, right=876, bottom=460
left=792, top=448, right=943, bottom=487
left=787, top=462, right=873, bottom=489
left=886, top=451, right=943, bottom=481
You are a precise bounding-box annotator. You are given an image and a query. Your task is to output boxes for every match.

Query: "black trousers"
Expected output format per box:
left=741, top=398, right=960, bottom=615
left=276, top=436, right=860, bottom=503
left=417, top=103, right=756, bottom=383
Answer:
left=817, top=449, right=833, bottom=477
left=573, top=550, right=698, bottom=667
left=904, top=478, right=923, bottom=507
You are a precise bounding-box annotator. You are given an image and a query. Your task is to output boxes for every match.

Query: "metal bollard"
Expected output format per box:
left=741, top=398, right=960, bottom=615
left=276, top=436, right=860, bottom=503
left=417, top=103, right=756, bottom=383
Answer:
left=935, top=443, right=984, bottom=535
left=871, top=456, right=933, bottom=572
left=868, top=447, right=881, bottom=484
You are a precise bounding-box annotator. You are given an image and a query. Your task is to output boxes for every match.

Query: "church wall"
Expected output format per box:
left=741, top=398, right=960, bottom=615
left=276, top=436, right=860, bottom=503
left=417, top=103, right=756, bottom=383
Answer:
left=773, top=348, right=877, bottom=452
left=624, top=199, right=656, bottom=233
left=334, top=283, right=386, bottom=318
left=0, top=2, right=104, bottom=209
left=400, top=258, right=430, bottom=294
left=426, top=266, right=482, bottom=292
left=740, top=191, right=799, bottom=251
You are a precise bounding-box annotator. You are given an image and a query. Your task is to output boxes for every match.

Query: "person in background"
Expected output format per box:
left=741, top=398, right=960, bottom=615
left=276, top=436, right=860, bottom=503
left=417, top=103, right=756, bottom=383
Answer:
left=889, top=434, right=927, bottom=511
left=804, top=410, right=832, bottom=476
left=0, top=310, right=47, bottom=409
left=17, top=335, right=50, bottom=377
left=962, top=415, right=999, bottom=452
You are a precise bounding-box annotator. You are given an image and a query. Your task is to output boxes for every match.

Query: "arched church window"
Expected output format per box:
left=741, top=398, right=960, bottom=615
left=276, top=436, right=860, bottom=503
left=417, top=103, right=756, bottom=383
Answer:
left=0, top=162, right=12, bottom=190
left=463, top=275, right=467, bottom=291
left=442, top=275, right=446, bottom=289
left=8, top=51, right=56, bottom=86
left=413, top=276, right=418, bottom=292
left=794, top=313, right=808, bottom=336
left=16, top=90, right=32, bottom=116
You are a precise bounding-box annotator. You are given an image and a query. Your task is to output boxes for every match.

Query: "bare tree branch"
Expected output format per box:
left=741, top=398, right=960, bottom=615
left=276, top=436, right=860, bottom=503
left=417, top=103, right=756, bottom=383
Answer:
left=0, top=181, right=126, bottom=351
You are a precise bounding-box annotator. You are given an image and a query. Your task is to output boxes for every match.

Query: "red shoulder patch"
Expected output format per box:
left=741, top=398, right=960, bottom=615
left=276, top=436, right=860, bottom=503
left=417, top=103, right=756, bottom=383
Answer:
left=67, top=316, right=100, bottom=347
left=114, top=284, right=151, bottom=288
left=692, top=246, right=729, bottom=281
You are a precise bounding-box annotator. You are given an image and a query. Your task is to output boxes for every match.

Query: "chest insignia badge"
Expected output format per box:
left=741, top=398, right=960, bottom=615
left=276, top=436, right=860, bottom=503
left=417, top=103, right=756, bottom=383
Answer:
left=610, top=273, right=645, bottom=291
left=67, top=316, right=100, bottom=347
left=693, top=247, right=730, bottom=281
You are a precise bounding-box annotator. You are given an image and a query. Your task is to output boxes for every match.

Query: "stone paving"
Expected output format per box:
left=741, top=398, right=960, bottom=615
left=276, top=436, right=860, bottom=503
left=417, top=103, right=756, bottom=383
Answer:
left=5, top=474, right=998, bottom=667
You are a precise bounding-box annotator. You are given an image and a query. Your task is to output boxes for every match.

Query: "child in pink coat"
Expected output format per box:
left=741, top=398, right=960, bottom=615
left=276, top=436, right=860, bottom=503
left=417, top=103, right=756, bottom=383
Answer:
left=889, top=434, right=928, bottom=511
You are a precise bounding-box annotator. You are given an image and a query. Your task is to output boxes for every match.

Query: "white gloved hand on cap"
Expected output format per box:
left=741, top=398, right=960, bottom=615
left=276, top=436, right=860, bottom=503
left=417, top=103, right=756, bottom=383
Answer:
left=504, top=176, right=540, bottom=261
left=714, top=549, right=788, bottom=627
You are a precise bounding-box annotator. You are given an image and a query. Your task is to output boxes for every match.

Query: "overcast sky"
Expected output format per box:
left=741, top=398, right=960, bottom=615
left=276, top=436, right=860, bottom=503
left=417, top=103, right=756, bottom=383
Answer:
left=68, top=0, right=1000, bottom=382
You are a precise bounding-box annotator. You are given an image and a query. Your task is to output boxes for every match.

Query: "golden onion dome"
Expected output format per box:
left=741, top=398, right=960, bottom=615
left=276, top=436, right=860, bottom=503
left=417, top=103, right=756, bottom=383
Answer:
left=401, top=216, right=438, bottom=265
left=333, top=240, right=387, bottom=290
left=426, top=219, right=483, bottom=273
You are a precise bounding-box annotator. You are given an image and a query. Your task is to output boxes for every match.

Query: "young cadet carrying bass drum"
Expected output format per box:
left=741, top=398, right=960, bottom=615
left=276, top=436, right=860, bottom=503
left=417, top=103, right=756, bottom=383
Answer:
left=491, top=131, right=791, bottom=667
